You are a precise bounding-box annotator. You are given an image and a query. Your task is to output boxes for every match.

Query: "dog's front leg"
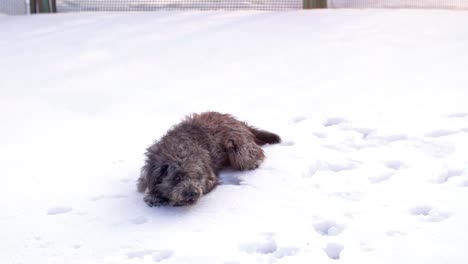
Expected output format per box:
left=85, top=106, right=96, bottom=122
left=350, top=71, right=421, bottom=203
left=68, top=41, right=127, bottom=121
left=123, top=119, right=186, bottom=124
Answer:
left=144, top=194, right=169, bottom=207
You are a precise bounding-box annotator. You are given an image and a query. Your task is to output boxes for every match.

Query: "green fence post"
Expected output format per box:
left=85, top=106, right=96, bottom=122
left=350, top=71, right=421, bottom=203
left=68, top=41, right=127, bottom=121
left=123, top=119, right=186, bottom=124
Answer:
left=39, top=0, right=51, bottom=12
left=51, top=0, right=57, bottom=12
left=30, top=0, right=56, bottom=13
left=304, top=0, right=327, bottom=9
left=30, top=0, right=37, bottom=13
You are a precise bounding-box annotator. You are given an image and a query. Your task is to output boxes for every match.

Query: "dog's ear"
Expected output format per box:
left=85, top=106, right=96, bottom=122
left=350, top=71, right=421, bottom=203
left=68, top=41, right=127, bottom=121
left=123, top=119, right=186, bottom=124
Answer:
left=137, top=164, right=150, bottom=193
left=151, top=164, right=169, bottom=183
left=158, top=164, right=169, bottom=177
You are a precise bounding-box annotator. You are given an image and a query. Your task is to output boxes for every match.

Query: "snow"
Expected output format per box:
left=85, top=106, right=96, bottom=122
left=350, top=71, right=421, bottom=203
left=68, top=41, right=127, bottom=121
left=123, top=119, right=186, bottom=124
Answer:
left=46, top=206, right=74, bottom=215
left=1, top=9, right=468, bottom=264
left=323, top=242, right=344, bottom=260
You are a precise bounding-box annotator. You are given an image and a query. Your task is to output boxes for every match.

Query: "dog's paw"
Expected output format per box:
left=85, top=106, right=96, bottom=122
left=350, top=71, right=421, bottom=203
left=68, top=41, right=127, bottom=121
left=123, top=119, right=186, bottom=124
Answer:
left=245, top=159, right=262, bottom=170
left=254, top=159, right=262, bottom=169
left=144, top=195, right=168, bottom=207
left=240, top=155, right=264, bottom=171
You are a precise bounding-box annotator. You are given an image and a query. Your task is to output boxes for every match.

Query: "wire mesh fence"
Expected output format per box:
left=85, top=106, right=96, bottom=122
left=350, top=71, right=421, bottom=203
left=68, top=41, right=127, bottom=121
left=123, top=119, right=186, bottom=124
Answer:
left=329, top=0, right=468, bottom=9
left=0, top=0, right=28, bottom=14
left=55, top=0, right=468, bottom=12
left=56, top=0, right=303, bottom=12
left=2, top=0, right=468, bottom=14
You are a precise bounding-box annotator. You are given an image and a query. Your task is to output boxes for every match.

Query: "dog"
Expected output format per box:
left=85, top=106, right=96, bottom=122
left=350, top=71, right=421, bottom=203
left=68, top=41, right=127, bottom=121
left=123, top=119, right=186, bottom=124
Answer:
left=137, top=111, right=280, bottom=206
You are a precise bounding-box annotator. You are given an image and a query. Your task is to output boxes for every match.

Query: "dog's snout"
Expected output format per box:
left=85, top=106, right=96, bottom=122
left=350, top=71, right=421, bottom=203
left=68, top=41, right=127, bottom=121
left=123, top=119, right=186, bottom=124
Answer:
left=183, top=189, right=199, bottom=201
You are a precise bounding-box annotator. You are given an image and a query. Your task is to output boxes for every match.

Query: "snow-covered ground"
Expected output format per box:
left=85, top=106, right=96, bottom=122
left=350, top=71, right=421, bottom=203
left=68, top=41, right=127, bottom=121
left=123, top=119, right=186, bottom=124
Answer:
left=1, top=10, right=468, bottom=264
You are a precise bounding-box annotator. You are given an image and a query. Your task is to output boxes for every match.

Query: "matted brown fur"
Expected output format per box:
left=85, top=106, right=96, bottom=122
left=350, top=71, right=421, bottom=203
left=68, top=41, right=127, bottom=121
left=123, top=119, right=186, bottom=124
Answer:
left=137, top=111, right=281, bottom=207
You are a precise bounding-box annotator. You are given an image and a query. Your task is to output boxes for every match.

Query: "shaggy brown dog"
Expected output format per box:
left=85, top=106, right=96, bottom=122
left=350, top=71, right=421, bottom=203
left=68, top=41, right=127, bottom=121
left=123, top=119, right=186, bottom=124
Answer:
left=137, top=112, right=280, bottom=207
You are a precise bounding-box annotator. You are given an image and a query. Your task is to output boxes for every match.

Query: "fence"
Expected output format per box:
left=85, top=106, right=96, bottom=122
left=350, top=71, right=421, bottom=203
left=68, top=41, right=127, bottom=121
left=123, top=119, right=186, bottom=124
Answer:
left=0, top=0, right=28, bottom=14
left=56, top=0, right=303, bottom=12
left=2, top=0, right=468, bottom=15
left=329, top=0, right=468, bottom=9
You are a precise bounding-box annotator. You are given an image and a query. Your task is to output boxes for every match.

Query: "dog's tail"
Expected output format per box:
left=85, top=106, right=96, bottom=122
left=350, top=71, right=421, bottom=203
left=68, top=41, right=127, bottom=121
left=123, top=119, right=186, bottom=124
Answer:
left=248, top=126, right=281, bottom=146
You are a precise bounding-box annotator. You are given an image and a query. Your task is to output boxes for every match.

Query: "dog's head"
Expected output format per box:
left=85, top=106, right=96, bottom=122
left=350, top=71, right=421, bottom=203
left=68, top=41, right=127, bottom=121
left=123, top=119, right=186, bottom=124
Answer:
left=138, top=147, right=217, bottom=207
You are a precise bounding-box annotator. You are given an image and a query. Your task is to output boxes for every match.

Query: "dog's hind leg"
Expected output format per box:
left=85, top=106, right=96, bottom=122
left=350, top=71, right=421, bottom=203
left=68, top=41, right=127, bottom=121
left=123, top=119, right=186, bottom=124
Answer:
left=225, top=138, right=265, bottom=170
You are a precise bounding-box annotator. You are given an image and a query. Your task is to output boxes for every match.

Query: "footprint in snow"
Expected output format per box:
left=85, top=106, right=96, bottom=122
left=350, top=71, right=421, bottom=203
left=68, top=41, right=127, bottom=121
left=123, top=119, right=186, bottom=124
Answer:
left=367, top=161, right=403, bottom=184
left=324, top=243, right=344, bottom=260
left=409, top=206, right=451, bottom=222
left=432, top=169, right=464, bottom=184
left=239, top=235, right=299, bottom=259
left=426, top=129, right=459, bottom=138
left=368, top=171, right=394, bottom=184
left=127, top=249, right=173, bottom=262
left=328, top=161, right=360, bottom=172
left=47, top=206, right=73, bottom=215
left=239, top=236, right=277, bottom=254
left=323, top=117, right=347, bottom=127
left=383, top=160, right=405, bottom=170
left=338, top=126, right=375, bottom=139
left=153, top=250, right=174, bottom=262
left=273, top=247, right=300, bottom=259
left=312, top=132, right=327, bottom=138
left=314, top=220, right=344, bottom=236
left=291, top=116, right=307, bottom=123
left=377, top=133, right=409, bottom=144
left=127, top=249, right=155, bottom=259
left=352, top=127, right=374, bottom=138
